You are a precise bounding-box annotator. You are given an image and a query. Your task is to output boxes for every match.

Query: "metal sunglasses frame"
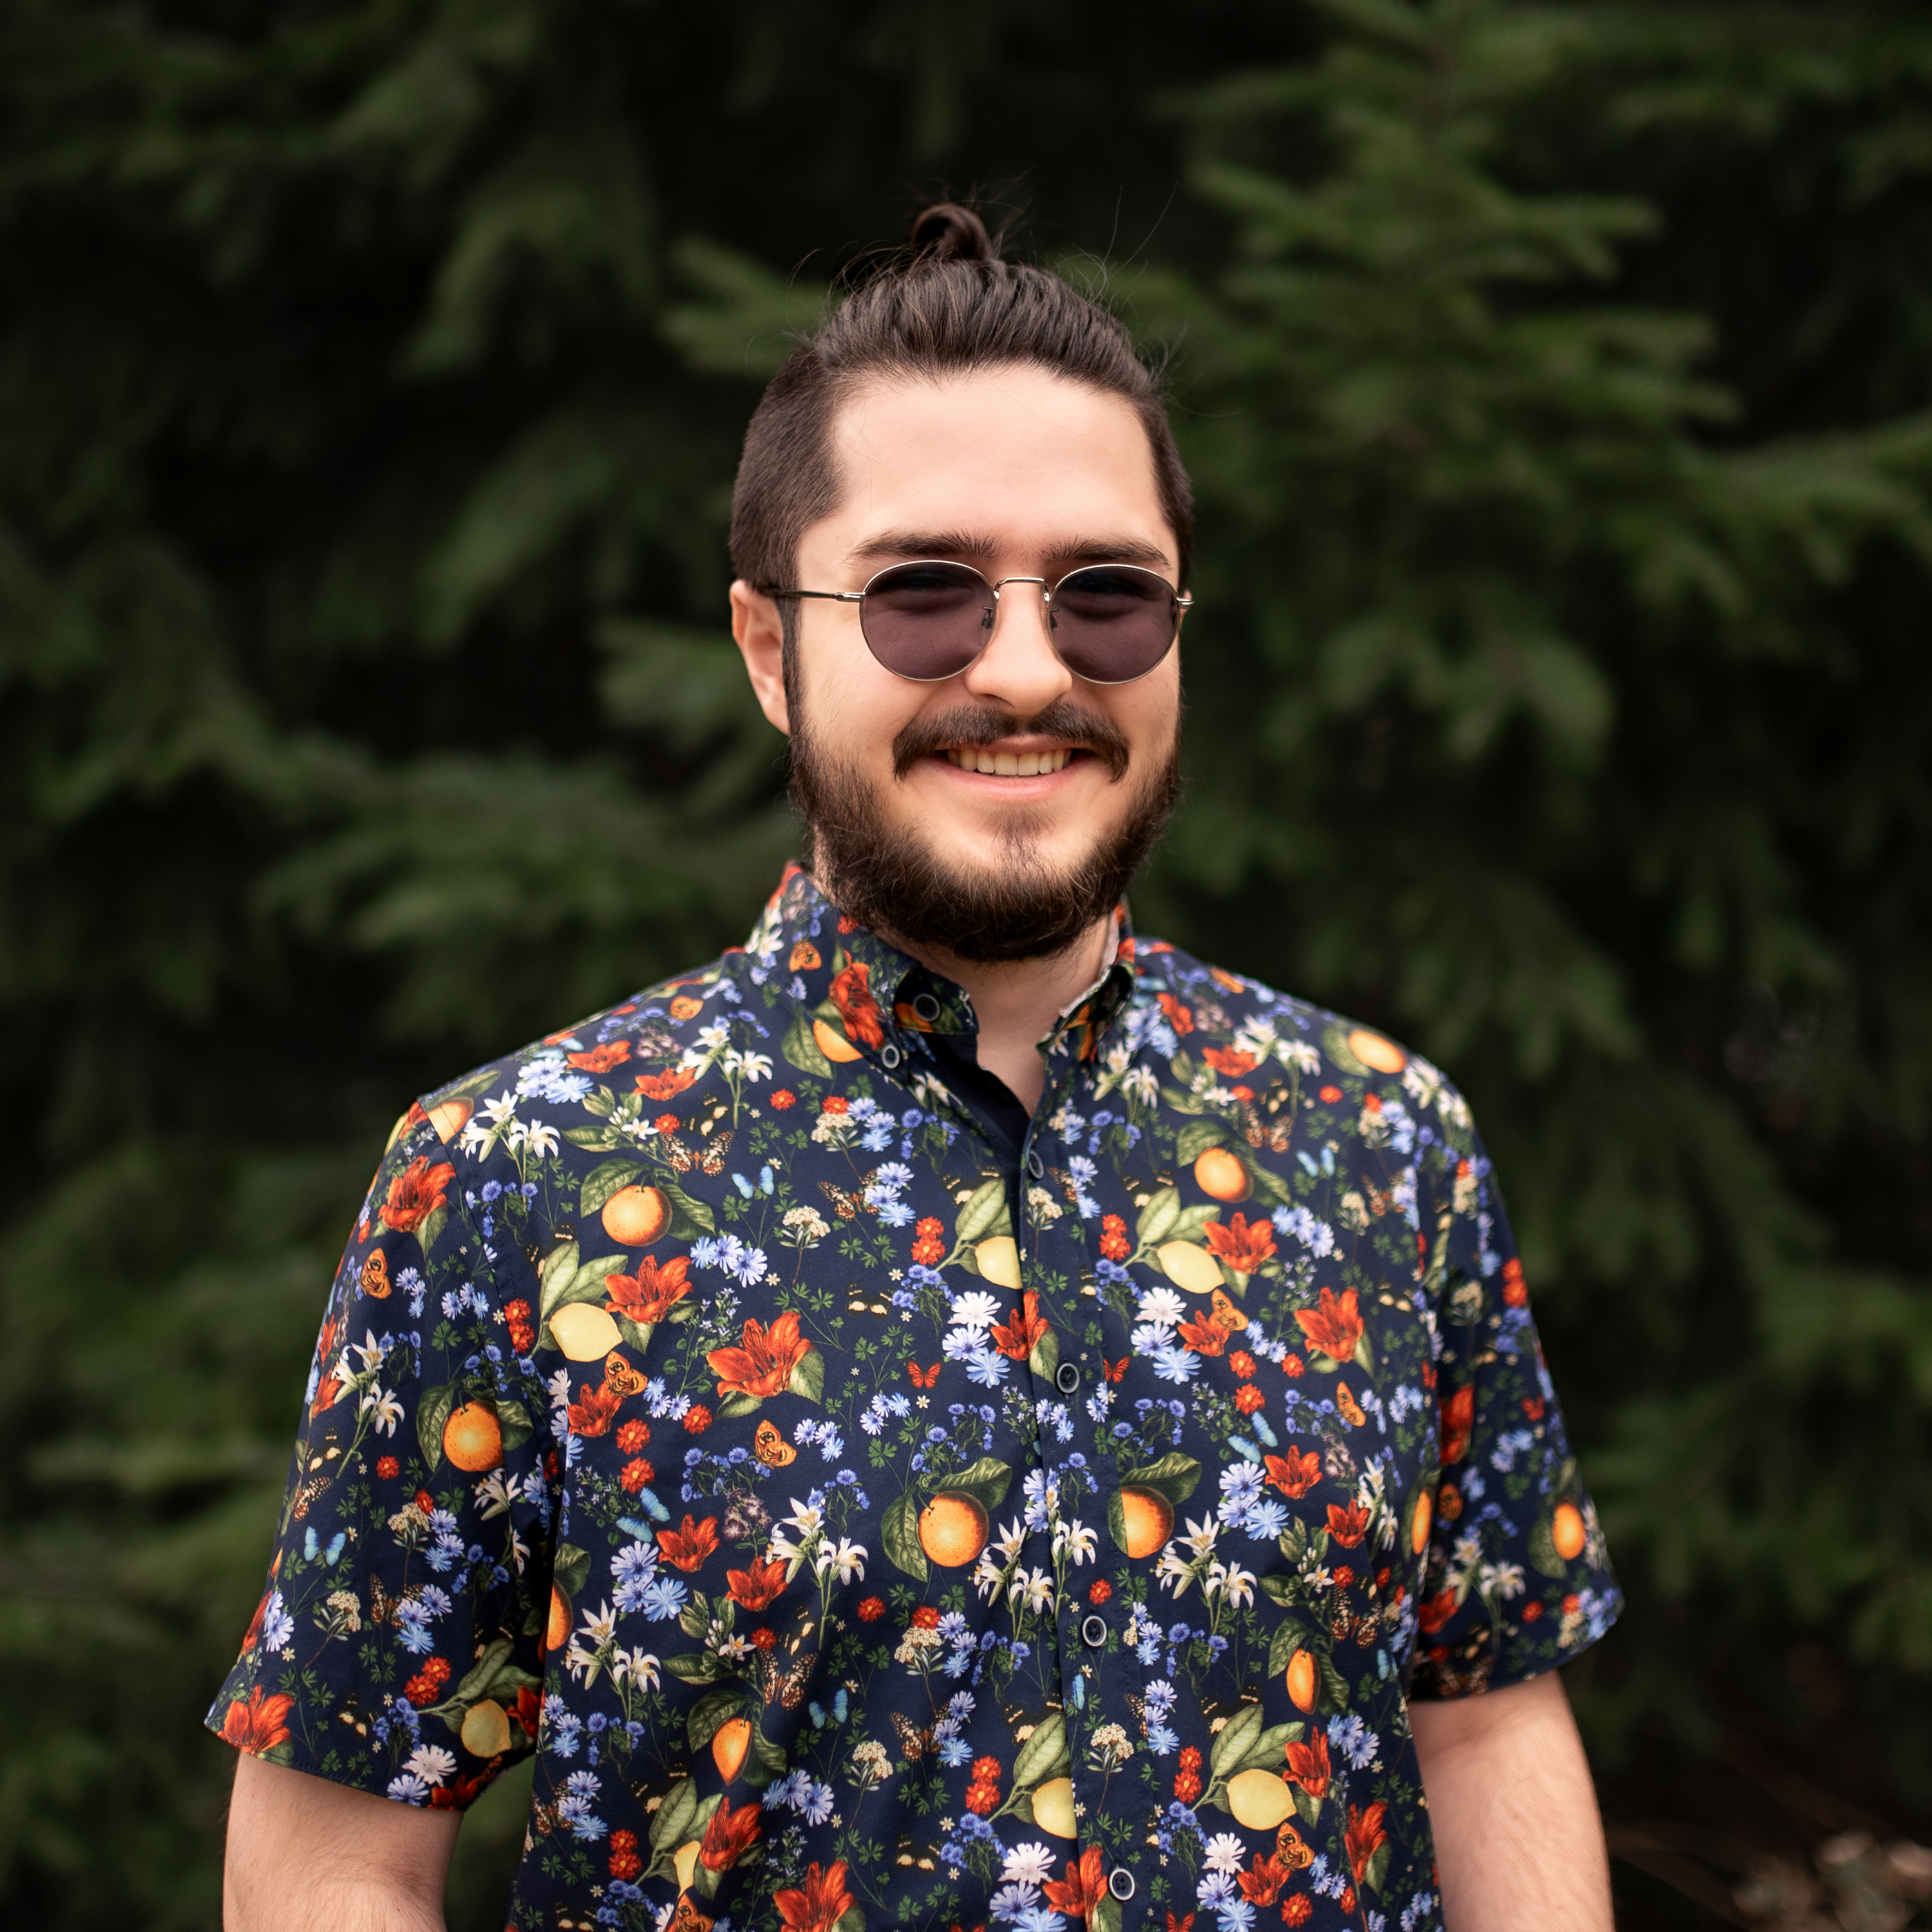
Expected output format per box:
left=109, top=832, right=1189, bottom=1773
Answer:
left=763, top=558, right=1193, bottom=685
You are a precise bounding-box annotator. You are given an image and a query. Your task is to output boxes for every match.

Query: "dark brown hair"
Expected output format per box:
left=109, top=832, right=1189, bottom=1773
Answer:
left=728, top=203, right=1193, bottom=601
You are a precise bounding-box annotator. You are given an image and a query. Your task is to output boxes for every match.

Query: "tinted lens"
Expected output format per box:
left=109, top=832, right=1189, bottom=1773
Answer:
left=1048, top=566, right=1179, bottom=683
left=859, top=562, right=993, bottom=680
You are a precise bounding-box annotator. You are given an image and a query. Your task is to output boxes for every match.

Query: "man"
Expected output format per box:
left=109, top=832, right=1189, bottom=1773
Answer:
left=218, top=205, right=1620, bottom=1932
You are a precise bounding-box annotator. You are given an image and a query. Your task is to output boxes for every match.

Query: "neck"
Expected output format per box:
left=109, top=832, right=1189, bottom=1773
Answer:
left=844, top=899, right=1110, bottom=1115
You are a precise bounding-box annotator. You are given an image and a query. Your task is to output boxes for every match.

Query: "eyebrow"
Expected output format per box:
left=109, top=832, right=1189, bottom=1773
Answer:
left=844, top=530, right=1174, bottom=572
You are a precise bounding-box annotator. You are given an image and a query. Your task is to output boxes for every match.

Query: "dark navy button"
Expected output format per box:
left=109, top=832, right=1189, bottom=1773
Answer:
left=1081, top=1614, right=1108, bottom=1648
left=1027, top=1149, right=1045, bottom=1179
left=880, top=1044, right=901, bottom=1068
left=1056, top=1361, right=1081, bottom=1395
left=1108, top=1870, right=1135, bottom=1901
left=912, top=992, right=941, bottom=1021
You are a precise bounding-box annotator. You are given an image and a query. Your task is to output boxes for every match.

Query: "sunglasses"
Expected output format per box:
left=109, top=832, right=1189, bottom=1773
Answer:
left=767, top=559, right=1191, bottom=685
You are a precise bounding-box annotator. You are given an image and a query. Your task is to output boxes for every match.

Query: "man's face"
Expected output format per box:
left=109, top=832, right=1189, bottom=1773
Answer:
left=732, top=365, right=1185, bottom=962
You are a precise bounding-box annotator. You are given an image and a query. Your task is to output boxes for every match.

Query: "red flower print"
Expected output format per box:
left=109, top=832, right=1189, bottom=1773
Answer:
left=1282, top=1352, right=1305, bottom=1379
left=655, top=1113, right=681, bottom=1133
left=1088, top=1578, right=1113, bottom=1605
left=726, top=1556, right=790, bottom=1611
left=1294, top=1287, right=1363, bottom=1364
left=1156, top=994, right=1194, bottom=1036
left=375, top=1455, right=399, bottom=1479
left=1523, top=1600, right=1543, bottom=1621
left=1332, top=1565, right=1354, bottom=1589
left=404, top=1656, right=451, bottom=1707
left=567, top=1381, right=623, bottom=1437
left=1283, top=1897, right=1313, bottom=1926
left=699, top=1795, right=762, bottom=1871
left=858, top=1596, right=885, bottom=1622
left=1285, top=1731, right=1330, bottom=1801
left=1203, top=1045, right=1256, bottom=1078
left=1439, top=1384, right=1475, bottom=1464
left=616, top=1418, right=650, bottom=1453
left=1418, top=1588, right=1459, bottom=1634
left=657, top=1515, right=720, bottom=1572
left=606, top=1255, right=694, bottom=1325
left=568, top=1042, right=631, bottom=1072
left=821, top=1096, right=849, bottom=1115
left=750, top=1626, right=776, bottom=1650
left=708, top=1310, right=811, bottom=1400
left=828, top=960, right=885, bottom=1048
left=1177, top=1312, right=1230, bottom=1356
left=1345, top=1801, right=1388, bottom=1879
left=912, top=1216, right=946, bottom=1265
left=1043, top=1846, right=1109, bottom=1922
left=990, top=1291, right=1048, bottom=1360
left=912, top=1605, right=942, bottom=1629
left=620, top=1457, right=656, bottom=1492
left=634, top=1066, right=697, bottom=1101
left=1233, top=1382, right=1265, bottom=1416
left=504, top=1298, right=535, bottom=1354
left=1326, top=1501, right=1370, bottom=1548
left=964, top=1755, right=1001, bottom=1814
left=1099, top=1214, right=1131, bottom=1262
left=1264, top=1447, right=1321, bottom=1499
left=510, top=1685, right=542, bottom=1738
left=1204, top=1212, right=1275, bottom=1274
left=379, top=1155, right=455, bottom=1235
left=1229, top=1349, right=1256, bottom=1379
left=684, top=1405, right=712, bottom=1434
left=770, top=1089, right=796, bottom=1110
left=608, top=1830, right=643, bottom=1881
left=1238, top=1853, right=1294, bottom=1905
left=775, top=1859, right=853, bottom=1932
left=1502, top=1256, right=1528, bottom=1307
left=220, top=1687, right=295, bottom=1755
left=1175, top=1745, right=1204, bottom=1803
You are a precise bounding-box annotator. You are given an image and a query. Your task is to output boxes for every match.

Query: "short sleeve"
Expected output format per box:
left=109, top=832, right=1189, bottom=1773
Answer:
left=1406, top=1118, right=1620, bottom=1700
left=205, top=1103, right=558, bottom=1807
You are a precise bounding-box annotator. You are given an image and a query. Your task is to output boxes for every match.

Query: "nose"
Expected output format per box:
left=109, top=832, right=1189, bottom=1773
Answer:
left=960, top=576, right=1073, bottom=715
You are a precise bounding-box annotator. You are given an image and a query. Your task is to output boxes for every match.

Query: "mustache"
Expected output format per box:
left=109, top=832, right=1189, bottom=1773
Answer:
left=891, top=699, right=1133, bottom=782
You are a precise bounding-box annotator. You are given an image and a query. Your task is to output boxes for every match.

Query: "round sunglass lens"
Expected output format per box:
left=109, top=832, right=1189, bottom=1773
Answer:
left=1048, top=566, right=1179, bottom=682
left=860, top=562, right=991, bottom=679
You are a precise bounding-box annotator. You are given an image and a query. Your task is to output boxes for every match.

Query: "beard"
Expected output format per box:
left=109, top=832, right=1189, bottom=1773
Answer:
left=786, top=693, right=1182, bottom=965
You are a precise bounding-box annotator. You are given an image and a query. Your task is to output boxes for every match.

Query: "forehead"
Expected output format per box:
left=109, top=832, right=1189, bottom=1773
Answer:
left=815, top=365, right=1175, bottom=567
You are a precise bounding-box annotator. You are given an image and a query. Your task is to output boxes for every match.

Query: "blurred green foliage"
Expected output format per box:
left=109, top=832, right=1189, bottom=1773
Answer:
left=5, top=1, right=1932, bottom=1925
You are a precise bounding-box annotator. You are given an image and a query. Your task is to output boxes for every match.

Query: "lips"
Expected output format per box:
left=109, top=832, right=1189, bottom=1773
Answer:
left=942, top=747, right=1075, bottom=777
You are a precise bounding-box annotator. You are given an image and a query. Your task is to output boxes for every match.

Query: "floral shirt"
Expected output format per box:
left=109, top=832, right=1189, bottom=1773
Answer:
left=209, top=864, right=1618, bottom=1932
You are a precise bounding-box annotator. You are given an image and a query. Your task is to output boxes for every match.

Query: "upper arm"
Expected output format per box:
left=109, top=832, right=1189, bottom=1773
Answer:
left=225, top=1752, right=460, bottom=1931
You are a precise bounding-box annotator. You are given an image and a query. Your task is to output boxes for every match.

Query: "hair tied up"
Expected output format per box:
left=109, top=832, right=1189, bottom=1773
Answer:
left=909, top=202, right=996, bottom=265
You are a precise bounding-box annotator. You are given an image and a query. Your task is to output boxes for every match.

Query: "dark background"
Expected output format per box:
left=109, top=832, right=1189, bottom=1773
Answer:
left=6, top=1, right=1932, bottom=1926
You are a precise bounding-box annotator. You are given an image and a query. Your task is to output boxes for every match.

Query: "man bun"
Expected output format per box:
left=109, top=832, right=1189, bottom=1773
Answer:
left=909, top=202, right=996, bottom=265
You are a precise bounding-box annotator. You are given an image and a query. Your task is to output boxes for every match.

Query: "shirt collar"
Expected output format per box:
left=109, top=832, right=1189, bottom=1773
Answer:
left=747, top=862, right=1139, bottom=1073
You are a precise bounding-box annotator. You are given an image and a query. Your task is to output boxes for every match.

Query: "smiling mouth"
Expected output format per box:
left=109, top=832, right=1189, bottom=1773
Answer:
left=942, top=747, right=1076, bottom=777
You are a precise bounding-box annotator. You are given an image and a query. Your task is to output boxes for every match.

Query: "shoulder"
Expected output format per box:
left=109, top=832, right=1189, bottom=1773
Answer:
left=1124, top=937, right=1478, bottom=1159
left=392, top=948, right=752, bottom=1164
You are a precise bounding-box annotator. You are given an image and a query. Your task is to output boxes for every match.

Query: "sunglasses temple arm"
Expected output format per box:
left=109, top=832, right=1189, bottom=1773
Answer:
left=762, top=589, right=864, bottom=602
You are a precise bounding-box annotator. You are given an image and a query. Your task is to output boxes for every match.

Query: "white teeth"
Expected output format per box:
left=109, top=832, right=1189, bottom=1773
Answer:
left=945, top=748, right=1072, bottom=776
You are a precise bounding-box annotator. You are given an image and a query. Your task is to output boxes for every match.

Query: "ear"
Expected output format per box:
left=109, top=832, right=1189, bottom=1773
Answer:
left=730, top=580, right=791, bottom=735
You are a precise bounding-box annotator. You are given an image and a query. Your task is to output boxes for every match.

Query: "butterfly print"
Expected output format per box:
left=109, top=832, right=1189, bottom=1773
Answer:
left=753, top=1419, right=797, bottom=1466
left=906, top=1361, right=941, bottom=1388
left=358, top=1249, right=391, bottom=1298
